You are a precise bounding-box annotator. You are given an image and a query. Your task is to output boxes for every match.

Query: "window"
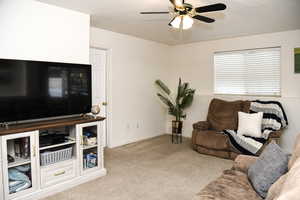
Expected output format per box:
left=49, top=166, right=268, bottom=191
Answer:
left=214, top=47, right=281, bottom=96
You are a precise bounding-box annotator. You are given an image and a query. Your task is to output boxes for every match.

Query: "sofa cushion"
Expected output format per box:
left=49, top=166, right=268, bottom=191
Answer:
left=248, top=143, right=289, bottom=198
left=266, top=174, right=287, bottom=200
left=197, top=169, right=262, bottom=200
left=288, top=134, right=300, bottom=170
left=194, top=130, right=230, bottom=150
left=276, top=158, right=300, bottom=200
left=207, top=99, right=248, bottom=131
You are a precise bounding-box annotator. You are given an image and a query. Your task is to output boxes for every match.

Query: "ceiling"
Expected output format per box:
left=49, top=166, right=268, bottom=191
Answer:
left=38, top=0, right=300, bottom=45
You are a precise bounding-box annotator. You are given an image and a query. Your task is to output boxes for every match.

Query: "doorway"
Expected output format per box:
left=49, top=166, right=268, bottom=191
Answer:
left=90, top=48, right=108, bottom=147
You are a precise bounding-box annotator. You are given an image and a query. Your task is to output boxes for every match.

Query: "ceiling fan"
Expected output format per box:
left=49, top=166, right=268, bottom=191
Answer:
left=140, top=0, right=226, bottom=30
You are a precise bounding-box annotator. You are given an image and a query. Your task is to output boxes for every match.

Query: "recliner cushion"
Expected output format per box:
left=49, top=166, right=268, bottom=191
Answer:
left=207, top=99, right=248, bottom=131
left=195, top=130, right=230, bottom=150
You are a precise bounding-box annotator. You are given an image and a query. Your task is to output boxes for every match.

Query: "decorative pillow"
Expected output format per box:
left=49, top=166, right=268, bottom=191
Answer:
left=248, top=142, right=289, bottom=198
left=237, top=112, right=263, bottom=138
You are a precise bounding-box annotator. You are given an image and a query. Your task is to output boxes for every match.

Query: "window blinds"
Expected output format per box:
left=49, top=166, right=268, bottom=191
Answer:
left=214, top=47, right=281, bottom=96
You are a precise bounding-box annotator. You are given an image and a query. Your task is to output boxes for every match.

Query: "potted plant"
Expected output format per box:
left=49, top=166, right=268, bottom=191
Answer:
left=155, top=78, right=195, bottom=143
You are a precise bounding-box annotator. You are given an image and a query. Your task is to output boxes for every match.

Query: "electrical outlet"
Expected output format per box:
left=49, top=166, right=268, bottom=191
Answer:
left=137, top=122, right=139, bottom=129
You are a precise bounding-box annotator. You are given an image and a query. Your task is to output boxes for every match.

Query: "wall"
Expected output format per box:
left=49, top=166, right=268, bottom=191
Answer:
left=169, top=30, right=300, bottom=153
left=90, top=27, right=170, bottom=148
left=0, top=0, right=90, bottom=64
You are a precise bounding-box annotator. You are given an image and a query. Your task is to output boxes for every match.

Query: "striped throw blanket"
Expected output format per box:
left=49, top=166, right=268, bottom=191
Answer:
left=250, top=100, right=288, bottom=139
left=223, top=100, right=288, bottom=155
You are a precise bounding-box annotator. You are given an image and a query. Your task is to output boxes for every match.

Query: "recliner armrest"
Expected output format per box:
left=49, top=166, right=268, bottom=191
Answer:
left=193, top=121, right=210, bottom=131
left=269, top=129, right=283, bottom=138
left=232, top=155, right=258, bottom=173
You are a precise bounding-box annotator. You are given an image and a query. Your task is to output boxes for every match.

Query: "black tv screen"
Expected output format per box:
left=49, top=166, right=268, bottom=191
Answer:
left=0, top=59, right=92, bottom=123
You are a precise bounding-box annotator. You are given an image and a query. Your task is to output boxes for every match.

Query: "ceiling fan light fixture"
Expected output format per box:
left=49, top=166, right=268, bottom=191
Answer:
left=182, top=15, right=193, bottom=29
left=170, top=15, right=194, bottom=30
left=170, top=16, right=182, bottom=29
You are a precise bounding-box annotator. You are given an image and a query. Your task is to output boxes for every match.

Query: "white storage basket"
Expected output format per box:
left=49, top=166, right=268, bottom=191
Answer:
left=40, top=147, right=73, bottom=166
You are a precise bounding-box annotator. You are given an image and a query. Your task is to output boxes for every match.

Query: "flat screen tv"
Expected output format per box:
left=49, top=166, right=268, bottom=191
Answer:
left=0, top=58, right=92, bottom=123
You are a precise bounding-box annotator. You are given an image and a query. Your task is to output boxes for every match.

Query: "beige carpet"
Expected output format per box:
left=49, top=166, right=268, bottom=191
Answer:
left=43, top=135, right=233, bottom=200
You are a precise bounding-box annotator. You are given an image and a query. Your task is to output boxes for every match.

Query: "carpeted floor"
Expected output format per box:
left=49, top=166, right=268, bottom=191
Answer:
left=43, top=135, right=233, bottom=200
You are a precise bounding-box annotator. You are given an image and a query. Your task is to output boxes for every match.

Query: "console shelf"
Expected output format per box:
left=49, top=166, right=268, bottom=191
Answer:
left=39, top=139, right=76, bottom=151
left=82, top=144, right=98, bottom=150
left=8, top=158, right=31, bottom=168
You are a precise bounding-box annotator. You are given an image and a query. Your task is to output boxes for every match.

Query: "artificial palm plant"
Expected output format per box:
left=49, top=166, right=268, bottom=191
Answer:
left=155, top=78, right=195, bottom=143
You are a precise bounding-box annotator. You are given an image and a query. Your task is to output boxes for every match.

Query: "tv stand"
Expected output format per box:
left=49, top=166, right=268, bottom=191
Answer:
left=0, top=116, right=106, bottom=200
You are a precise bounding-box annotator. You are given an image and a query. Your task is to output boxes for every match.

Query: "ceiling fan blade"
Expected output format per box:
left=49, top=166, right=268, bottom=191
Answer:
left=168, top=16, right=176, bottom=26
left=140, top=12, right=170, bottom=14
left=195, top=3, right=226, bottom=13
left=193, top=15, right=215, bottom=23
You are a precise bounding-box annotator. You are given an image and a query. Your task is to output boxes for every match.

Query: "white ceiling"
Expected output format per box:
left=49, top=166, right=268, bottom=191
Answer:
left=38, top=0, right=300, bottom=45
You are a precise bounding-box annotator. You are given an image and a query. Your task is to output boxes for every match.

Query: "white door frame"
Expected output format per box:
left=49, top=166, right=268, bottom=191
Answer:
left=90, top=46, right=113, bottom=148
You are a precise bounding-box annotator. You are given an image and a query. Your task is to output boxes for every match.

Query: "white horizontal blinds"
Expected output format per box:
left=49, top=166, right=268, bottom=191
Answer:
left=214, top=47, right=281, bottom=96
left=214, top=52, right=247, bottom=95
left=245, top=48, right=280, bottom=95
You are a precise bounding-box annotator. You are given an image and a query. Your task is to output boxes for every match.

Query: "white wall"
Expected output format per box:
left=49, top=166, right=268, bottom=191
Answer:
left=0, top=0, right=90, bottom=64
left=90, top=27, right=170, bottom=148
left=168, top=29, right=300, bottom=153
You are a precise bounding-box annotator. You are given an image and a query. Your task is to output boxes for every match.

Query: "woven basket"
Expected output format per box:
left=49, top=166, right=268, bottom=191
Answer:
left=40, top=147, right=72, bottom=166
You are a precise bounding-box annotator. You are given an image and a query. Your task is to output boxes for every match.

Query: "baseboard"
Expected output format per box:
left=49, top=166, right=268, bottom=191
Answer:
left=108, top=133, right=165, bottom=149
left=16, top=168, right=107, bottom=200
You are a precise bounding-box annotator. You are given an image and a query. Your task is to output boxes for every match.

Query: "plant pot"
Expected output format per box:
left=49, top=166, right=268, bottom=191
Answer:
left=172, top=120, right=183, bottom=134
left=171, top=120, right=183, bottom=144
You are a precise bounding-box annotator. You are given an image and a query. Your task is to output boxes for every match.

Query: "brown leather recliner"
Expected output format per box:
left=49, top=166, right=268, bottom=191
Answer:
left=192, top=98, right=283, bottom=160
